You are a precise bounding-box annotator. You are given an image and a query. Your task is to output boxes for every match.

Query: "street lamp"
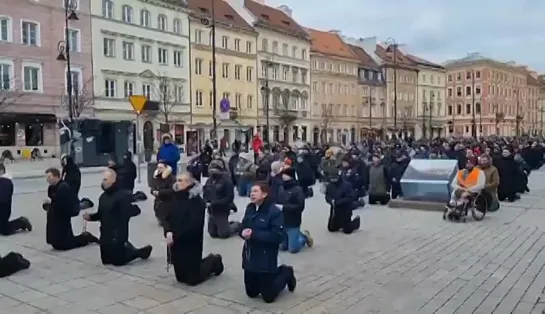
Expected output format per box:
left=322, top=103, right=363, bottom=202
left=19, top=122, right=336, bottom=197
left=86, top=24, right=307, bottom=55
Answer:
left=384, top=38, right=398, bottom=131
left=260, top=60, right=274, bottom=143
left=429, top=92, right=434, bottom=138
left=200, top=1, right=217, bottom=139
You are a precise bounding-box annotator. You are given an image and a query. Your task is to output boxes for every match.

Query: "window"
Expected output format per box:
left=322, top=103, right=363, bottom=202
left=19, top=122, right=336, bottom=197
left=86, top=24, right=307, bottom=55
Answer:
left=0, top=63, right=13, bottom=90
left=447, top=74, right=452, bottom=82
left=24, top=123, right=43, bottom=146
left=158, top=14, right=167, bottom=31
left=22, top=63, right=41, bottom=92
left=122, top=5, right=133, bottom=23
left=246, top=41, right=252, bottom=53
left=456, top=86, right=462, bottom=96
left=195, top=90, right=203, bottom=107
left=456, top=73, right=461, bottom=81
left=457, top=104, right=462, bottom=115
left=476, top=102, right=481, bottom=114
left=194, top=59, right=202, bottom=75
left=174, top=86, right=184, bottom=103
left=262, top=38, right=268, bottom=51
left=292, top=46, right=297, bottom=58
left=448, top=105, right=453, bottom=115
left=282, top=67, right=288, bottom=81
left=158, top=48, right=168, bottom=64
left=475, top=86, right=481, bottom=95
left=103, top=38, right=115, bottom=57
left=0, top=17, right=11, bottom=42
left=247, top=95, right=253, bottom=109
left=222, top=63, right=229, bottom=79
left=21, top=21, right=39, bottom=46
left=122, top=42, right=134, bottom=60
left=209, top=91, right=213, bottom=107
left=138, top=83, right=149, bottom=99
left=67, top=28, right=80, bottom=52
left=102, top=0, right=114, bottom=18
left=301, top=71, right=307, bottom=84
left=194, top=29, right=203, bottom=43
left=104, top=79, right=116, bottom=97
left=124, top=81, right=134, bottom=98
left=173, top=50, right=183, bottom=67
left=272, top=41, right=278, bottom=53
left=282, top=43, right=288, bottom=56
left=66, top=69, right=81, bottom=95
left=271, top=67, right=277, bottom=80
left=475, top=71, right=481, bottom=79
left=465, top=86, right=471, bottom=96
left=301, top=49, right=306, bottom=60
left=140, top=10, right=151, bottom=27
left=246, top=66, right=253, bottom=82
left=466, top=71, right=472, bottom=79
left=261, top=63, right=267, bottom=78
left=208, top=61, right=212, bottom=76
left=222, top=92, right=229, bottom=100
left=141, top=44, right=151, bottom=62
left=234, top=65, right=241, bottom=80
left=221, top=36, right=228, bottom=49
left=235, top=93, right=241, bottom=109
left=234, top=39, right=240, bottom=51
left=466, top=104, right=471, bottom=114
left=173, top=18, right=181, bottom=34
left=447, top=88, right=453, bottom=97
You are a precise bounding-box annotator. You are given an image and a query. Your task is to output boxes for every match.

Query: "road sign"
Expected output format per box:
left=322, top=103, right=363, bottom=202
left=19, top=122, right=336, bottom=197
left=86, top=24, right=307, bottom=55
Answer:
left=129, top=95, right=147, bottom=114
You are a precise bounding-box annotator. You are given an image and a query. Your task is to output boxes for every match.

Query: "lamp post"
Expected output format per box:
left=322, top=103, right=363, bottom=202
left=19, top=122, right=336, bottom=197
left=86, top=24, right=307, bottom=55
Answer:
left=56, top=0, right=79, bottom=123
left=385, top=38, right=398, bottom=131
left=260, top=60, right=274, bottom=143
left=429, top=92, right=434, bottom=138
left=421, top=101, right=427, bottom=139
left=515, top=88, right=521, bottom=137
left=200, top=1, right=217, bottom=139
left=471, top=70, right=477, bottom=137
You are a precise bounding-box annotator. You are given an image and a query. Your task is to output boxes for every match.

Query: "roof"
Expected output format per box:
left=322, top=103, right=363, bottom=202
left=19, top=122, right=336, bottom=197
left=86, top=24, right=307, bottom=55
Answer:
left=375, top=44, right=415, bottom=67
left=406, top=54, right=444, bottom=70
left=443, top=53, right=529, bottom=74
left=527, top=73, right=540, bottom=86
left=305, top=28, right=358, bottom=60
left=187, top=0, right=253, bottom=32
left=347, top=44, right=380, bottom=70
left=244, top=0, right=308, bottom=39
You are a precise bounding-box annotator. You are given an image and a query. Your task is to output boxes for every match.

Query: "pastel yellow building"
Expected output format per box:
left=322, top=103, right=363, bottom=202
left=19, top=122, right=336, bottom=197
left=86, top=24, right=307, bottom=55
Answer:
left=188, top=0, right=258, bottom=146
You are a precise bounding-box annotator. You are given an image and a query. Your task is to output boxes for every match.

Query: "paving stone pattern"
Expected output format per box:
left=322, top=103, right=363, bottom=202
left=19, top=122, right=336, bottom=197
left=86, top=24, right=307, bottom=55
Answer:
left=3, top=172, right=545, bottom=313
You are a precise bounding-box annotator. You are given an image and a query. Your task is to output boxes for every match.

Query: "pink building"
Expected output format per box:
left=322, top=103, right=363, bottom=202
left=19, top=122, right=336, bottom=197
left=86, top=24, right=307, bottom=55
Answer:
left=0, top=0, right=93, bottom=158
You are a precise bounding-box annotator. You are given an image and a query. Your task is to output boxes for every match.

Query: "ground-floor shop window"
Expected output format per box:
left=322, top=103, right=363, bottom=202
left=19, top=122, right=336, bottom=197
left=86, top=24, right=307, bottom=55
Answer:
left=0, top=123, right=15, bottom=146
left=25, top=123, right=43, bottom=146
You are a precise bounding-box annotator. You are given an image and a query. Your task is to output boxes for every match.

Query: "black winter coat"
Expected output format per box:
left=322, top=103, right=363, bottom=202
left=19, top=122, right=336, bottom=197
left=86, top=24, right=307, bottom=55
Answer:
left=0, top=176, right=14, bottom=227
left=46, top=181, right=78, bottom=246
left=122, top=156, right=137, bottom=191
left=495, top=156, right=518, bottom=198
left=163, top=183, right=206, bottom=275
left=239, top=198, right=284, bottom=273
left=203, top=174, right=234, bottom=215
left=151, top=167, right=175, bottom=221
left=277, top=179, right=305, bottom=228
left=325, top=179, right=355, bottom=213
left=89, top=183, right=131, bottom=246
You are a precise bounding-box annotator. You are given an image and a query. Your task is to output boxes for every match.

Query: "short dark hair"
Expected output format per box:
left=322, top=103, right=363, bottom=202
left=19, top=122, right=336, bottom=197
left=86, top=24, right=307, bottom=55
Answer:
left=45, top=167, right=61, bottom=177
left=253, top=181, right=270, bottom=194
left=0, top=163, right=5, bottom=173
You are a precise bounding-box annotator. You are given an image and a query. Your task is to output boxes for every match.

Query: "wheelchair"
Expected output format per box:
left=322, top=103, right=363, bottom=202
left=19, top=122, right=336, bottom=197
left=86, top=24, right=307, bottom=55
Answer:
left=443, top=191, right=488, bottom=223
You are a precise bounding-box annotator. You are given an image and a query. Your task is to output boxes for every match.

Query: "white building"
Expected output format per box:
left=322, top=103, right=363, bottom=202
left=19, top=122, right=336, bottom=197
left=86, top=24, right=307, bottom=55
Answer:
left=227, top=0, right=312, bottom=144
left=90, top=0, right=191, bottom=147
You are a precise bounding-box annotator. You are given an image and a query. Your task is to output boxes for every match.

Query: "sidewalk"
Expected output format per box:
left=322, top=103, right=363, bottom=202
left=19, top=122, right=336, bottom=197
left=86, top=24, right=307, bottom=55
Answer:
left=6, top=155, right=231, bottom=179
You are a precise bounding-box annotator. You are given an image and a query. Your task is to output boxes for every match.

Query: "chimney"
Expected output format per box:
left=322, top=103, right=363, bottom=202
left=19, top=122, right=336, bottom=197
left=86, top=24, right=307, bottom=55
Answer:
left=277, top=4, right=292, bottom=17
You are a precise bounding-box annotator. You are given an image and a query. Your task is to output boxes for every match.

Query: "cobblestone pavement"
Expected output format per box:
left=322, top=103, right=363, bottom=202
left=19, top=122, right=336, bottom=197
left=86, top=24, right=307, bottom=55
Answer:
left=3, top=172, right=545, bottom=313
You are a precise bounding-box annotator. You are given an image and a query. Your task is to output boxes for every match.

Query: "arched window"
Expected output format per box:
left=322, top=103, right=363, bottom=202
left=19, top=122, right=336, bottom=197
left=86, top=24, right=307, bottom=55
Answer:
left=158, top=14, right=167, bottom=31
left=140, top=10, right=151, bottom=27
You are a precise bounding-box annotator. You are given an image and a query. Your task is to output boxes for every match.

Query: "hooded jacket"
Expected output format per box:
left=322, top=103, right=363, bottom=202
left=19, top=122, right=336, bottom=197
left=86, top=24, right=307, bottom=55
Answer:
left=157, top=134, right=180, bottom=175
left=61, top=155, right=81, bottom=196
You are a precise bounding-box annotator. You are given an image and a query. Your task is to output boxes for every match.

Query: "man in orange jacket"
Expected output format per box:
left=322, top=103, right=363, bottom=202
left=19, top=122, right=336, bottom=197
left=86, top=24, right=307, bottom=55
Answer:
left=449, top=157, right=485, bottom=206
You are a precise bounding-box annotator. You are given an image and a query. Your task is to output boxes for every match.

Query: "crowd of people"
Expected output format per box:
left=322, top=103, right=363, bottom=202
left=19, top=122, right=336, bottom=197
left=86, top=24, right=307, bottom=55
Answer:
left=1, top=132, right=544, bottom=304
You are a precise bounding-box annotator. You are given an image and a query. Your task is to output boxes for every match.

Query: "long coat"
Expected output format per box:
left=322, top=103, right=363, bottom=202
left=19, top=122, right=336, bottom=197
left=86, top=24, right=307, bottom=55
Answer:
left=151, top=166, right=175, bottom=223
left=46, top=181, right=78, bottom=247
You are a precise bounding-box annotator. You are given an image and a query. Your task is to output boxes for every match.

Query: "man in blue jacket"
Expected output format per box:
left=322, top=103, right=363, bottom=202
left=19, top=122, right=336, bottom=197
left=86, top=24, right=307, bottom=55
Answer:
left=157, top=134, right=180, bottom=175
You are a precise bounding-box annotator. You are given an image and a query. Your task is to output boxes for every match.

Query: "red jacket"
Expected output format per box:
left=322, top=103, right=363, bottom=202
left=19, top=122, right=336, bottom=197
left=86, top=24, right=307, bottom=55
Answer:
left=252, top=136, right=262, bottom=152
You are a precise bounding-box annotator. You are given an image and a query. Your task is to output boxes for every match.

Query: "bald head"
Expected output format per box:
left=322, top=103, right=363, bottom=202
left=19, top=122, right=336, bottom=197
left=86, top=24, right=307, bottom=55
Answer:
left=102, top=169, right=117, bottom=189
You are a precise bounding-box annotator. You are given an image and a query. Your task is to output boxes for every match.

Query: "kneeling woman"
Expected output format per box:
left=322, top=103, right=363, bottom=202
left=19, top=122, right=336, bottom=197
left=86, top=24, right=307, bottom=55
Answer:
left=240, top=182, right=297, bottom=303
left=164, top=173, right=224, bottom=286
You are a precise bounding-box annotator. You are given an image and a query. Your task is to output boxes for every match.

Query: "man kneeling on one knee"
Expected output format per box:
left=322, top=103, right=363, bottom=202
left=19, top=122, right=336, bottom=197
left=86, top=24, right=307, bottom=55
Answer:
left=449, top=158, right=485, bottom=207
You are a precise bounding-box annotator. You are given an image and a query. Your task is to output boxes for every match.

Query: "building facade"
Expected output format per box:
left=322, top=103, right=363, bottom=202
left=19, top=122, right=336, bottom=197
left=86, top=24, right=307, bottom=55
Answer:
left=228, top=0, right=312, bottom=144
left=526, top=72, right=540, bottom=134
left=0, top=0, right=93, bottom=158
left=90, top=0, right=190, bottom=150
left=187, top=0, right=257, bottom=150
left=539, top=75, right=545, bottom=133
left=348, top=44, right=387, bottom=140
left=445, top=54, right=531, bottom=136
left=307, top=28, right=360, bottom=145
left=406, top=54, right=446, bottom=138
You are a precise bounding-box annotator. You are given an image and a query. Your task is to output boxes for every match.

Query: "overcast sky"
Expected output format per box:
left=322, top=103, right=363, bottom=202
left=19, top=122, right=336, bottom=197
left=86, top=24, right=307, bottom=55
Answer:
left=264, top=0, right=545, bottom=72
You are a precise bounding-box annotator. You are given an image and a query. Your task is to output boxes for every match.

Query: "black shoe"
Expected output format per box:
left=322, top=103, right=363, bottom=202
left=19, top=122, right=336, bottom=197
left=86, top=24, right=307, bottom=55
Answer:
left=14, top=253, right=30, bottom=269
left=20, top=217, right=32, bottom=232
left=84, top=232, right=99, bottom=244
left=285, top=266, right=296, bottom=292
left=140, top=245, right=153, bottom=259
left=353, top=216, right=361, bottom=231
left=212, top=254, right=224, bottom=276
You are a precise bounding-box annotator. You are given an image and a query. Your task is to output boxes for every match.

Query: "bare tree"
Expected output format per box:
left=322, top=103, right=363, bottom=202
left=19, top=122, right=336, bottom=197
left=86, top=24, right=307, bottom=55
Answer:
left=276, top=91, right=297, bottom=127
left=60, top=78, right=95, bottom=119
left=320, top=103, right=333, bottom=143
left=0, top=78, right=23, bottom=110
left=153, top=74, right=178, bottom=125
left=495, top=112, right=505, bottom=135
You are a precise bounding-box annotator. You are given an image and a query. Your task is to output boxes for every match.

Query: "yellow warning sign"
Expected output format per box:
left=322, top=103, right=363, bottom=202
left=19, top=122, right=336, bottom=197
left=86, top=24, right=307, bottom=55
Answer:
left=129, top=95, right=147, bottom=114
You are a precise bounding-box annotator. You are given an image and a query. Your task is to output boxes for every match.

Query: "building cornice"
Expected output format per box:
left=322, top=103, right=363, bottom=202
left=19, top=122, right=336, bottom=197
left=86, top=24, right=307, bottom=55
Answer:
left=100, top=29, right=187, bottom=49
left=188, top=14, right=257, bottom=36
left=310, top=52, right=359, bottom=64
left=101, top=69, right=188, bottom=82
left=137, top=0, right=189, bottom=13
left=255, top=23, right=310, bottom=43
left=93, top=16, right=190, bottom=41
left=191, top=43, right=257, bottom=60
left=445, top=59, right=528, bottom=75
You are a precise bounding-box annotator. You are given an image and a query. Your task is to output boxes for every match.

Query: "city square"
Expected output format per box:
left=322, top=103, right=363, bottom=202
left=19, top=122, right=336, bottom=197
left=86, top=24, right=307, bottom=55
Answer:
left=2, top=167, right=545, bottom=313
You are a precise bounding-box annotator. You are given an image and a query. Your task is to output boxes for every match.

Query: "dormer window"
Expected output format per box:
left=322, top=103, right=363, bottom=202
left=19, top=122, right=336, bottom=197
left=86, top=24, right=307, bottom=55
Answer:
left=281, top=20, right=290, bottom=25
left=225, top=14, right=234, bottom=19
left=261, top=14, right=269, bottom=19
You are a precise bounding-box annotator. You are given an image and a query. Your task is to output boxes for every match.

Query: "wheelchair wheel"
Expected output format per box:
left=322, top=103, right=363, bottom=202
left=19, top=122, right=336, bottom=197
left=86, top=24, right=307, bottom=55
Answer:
left=471, top=194, right=487, bottom=221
